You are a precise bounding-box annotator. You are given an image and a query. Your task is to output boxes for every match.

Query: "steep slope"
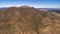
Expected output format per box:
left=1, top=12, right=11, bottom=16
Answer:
left=0, top=6, right=60, bottom=34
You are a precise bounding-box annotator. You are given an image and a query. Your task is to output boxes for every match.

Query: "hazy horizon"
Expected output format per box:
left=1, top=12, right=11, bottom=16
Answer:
left=0, top=0, right=60, bottom=8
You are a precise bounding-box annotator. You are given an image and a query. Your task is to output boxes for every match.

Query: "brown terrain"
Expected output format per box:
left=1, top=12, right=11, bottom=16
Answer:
left=0, top=6, right=60, bottom=34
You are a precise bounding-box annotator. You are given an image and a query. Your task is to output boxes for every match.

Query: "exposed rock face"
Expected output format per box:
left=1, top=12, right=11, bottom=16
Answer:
left=0, top=6, right=60, bottom=34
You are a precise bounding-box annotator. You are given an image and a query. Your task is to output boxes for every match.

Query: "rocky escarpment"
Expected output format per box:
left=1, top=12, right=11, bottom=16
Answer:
left=0, top=6, right=60, bottom=34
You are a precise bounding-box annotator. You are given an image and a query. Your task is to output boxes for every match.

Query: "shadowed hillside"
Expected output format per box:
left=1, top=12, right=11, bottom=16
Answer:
left=0, top=6, right=60, bottom=34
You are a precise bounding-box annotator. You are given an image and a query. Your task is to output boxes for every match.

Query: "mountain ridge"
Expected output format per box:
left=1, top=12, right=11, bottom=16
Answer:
left=0, top=6, right=60, bottom=34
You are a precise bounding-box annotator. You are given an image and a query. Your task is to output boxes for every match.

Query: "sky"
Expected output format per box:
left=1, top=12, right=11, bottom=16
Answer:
left=0, top=0, right=60, bottom=8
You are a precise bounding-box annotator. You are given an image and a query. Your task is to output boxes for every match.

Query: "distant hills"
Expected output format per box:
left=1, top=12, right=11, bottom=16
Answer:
left=0, top=6, right=60, bottom=34
left=37, top=8, right=60, bottom=13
